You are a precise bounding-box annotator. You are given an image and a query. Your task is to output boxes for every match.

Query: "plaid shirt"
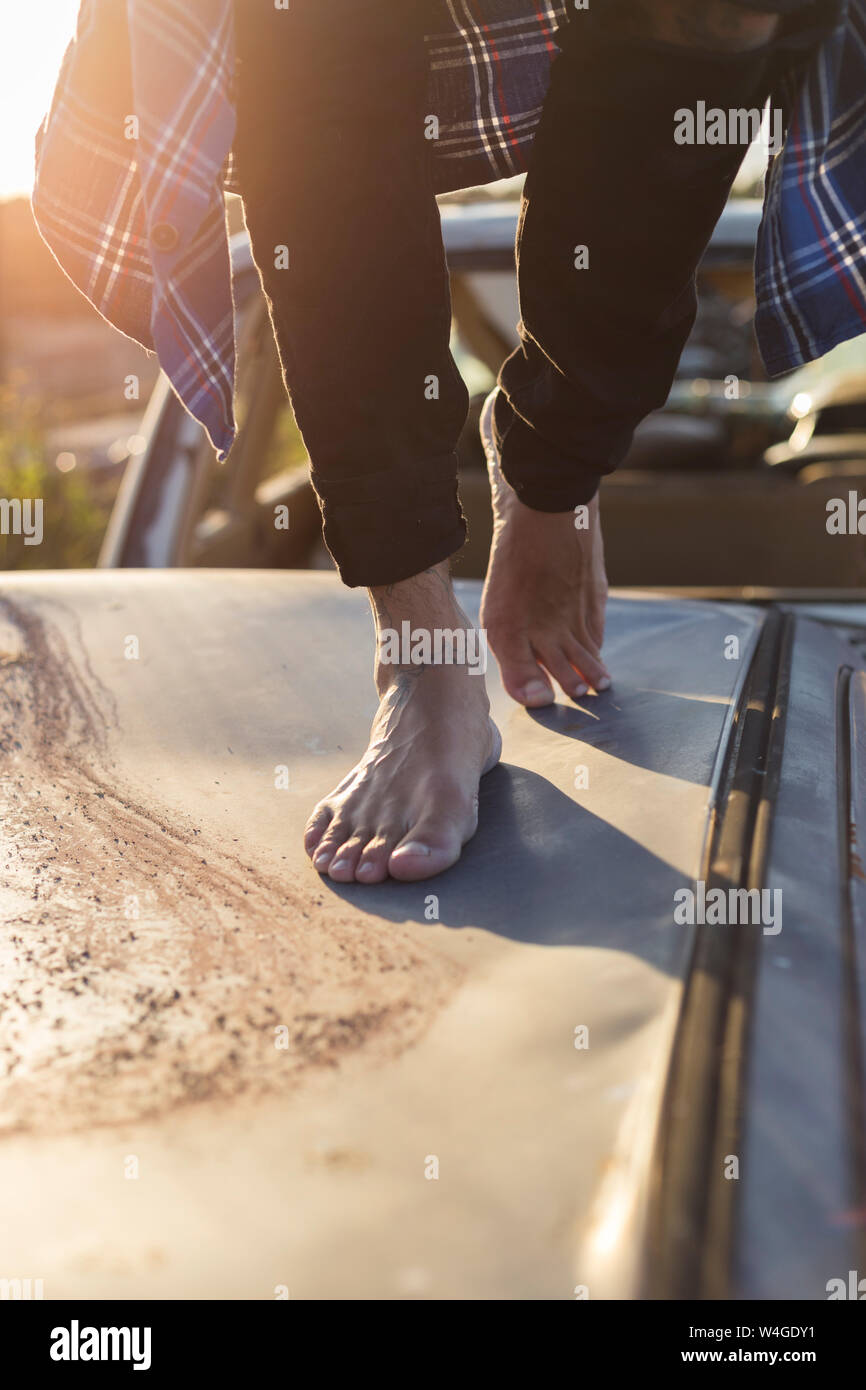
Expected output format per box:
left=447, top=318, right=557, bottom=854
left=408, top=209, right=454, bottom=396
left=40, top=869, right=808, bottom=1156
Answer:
left=32, top=0, right=866, bottom=463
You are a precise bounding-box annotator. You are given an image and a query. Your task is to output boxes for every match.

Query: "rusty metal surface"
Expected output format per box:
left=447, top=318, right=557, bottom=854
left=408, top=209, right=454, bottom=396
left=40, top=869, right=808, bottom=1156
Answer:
left=0, top=570, right=767, bottom=1297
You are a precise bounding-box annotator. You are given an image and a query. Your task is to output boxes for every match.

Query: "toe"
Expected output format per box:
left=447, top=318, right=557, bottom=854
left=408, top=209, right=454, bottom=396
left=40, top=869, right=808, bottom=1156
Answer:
left=388, top=836, right=460, bottom=881
left=355, top=832, right=397, bottom=883
left=489, top=630, right=555, bottom=707
left=327, top=833, right=369, bottom=883
left=388, top=804, right=475, bottom=882
left=563, top=635, right=611, bottom=692
left=535, top=640, right=590, bottom=702
left=311, top=819, right=351, bottom=873
left=304, top=805, right=333, bottom=857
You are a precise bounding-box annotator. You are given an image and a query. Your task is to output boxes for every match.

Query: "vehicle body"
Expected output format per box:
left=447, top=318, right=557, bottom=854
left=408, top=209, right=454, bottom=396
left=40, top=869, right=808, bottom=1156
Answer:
left=2, top=201, right=866, bottom=1300
left=1, top=570, right=865, bottom=1298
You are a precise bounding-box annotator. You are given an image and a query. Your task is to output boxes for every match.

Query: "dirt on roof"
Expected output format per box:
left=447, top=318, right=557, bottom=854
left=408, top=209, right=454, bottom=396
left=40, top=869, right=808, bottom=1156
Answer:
left=0, top=595, right=460, bottom=1135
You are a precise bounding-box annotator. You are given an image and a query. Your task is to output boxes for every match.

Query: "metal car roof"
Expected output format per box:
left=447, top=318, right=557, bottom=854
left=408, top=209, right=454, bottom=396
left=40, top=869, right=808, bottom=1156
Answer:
left=1, top=569, right=860, bottom=1297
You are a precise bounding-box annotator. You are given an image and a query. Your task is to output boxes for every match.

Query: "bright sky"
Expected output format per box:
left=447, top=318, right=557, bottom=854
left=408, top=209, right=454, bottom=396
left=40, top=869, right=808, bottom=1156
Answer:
left=0, top=2, right=81, bottom=199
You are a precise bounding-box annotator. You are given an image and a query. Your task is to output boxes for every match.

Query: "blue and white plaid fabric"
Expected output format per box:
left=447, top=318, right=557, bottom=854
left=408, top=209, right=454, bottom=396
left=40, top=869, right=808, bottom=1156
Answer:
left=31, top=0, right=866, bottom=462
left=755, top=0, right=866, bottom=371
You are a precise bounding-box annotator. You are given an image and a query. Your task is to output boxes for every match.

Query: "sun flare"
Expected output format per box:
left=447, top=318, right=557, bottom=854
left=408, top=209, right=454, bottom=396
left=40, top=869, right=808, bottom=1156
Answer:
left=0, top=2, right=81, bottom=200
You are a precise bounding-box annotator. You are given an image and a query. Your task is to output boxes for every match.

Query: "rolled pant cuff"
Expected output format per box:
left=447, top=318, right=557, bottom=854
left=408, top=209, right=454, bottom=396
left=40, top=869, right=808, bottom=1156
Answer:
left=311, top=453, right=467, bottom=588
left=507, top=476, right=602, bottom=511
left=494, top=406, right=605, bottom=512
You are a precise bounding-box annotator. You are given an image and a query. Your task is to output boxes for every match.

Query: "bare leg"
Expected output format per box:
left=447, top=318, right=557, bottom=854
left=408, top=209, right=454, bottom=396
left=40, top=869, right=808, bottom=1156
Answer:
left=483, top=0, right=783, bottom=707
left=304, top=564, right=500, bottom=883
left=481, top=393, right=610, bottom=706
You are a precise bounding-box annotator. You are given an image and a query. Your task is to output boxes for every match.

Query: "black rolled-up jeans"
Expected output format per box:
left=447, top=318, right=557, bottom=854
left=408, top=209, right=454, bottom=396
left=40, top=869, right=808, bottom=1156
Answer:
left=232, top=0, right=467, bottom=588
left=233, top=0, right=839, bottom=586
left=493, top=0, right=841, bottom=510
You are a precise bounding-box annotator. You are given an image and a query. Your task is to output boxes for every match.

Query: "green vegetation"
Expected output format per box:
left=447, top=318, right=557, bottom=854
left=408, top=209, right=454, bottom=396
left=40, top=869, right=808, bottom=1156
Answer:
left=0, top=382, right=114, bottom=569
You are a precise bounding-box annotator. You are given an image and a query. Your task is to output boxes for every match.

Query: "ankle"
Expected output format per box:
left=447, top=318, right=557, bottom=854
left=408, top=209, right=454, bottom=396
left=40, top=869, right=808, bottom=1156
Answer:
left=369, top=567, right=488, bottom=696
left=371, top=565, right=461, bottom=658
left=369, top=561, right=459, bottom=622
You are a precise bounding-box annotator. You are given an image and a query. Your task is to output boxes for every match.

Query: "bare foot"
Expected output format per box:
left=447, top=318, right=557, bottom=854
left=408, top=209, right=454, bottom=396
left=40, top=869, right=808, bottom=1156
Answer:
left=479, top=391, right=611, bottom=707
left=304, top=564, right=501, bottom=883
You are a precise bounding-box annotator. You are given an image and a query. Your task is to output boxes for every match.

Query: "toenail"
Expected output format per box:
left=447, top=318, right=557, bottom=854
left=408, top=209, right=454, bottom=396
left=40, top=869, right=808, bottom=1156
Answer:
left=522, top=681, right=552, bottom=702
left=313, top=852, right=331, bottom=868
left=330, top=859, right=349, bottom=873
left=392, top=841, right=431, bottom=858
left=574, top=683, right=588, bottom=697
left=596, top=676, right=611, bottom=691
left=357, top=863, right=377, bottom=878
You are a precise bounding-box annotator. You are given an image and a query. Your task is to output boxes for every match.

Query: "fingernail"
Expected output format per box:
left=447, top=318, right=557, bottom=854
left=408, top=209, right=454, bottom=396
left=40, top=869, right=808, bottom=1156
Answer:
left=596, top=676, right=611, bottom=691
left=392, top=841, right=431, bottom=858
